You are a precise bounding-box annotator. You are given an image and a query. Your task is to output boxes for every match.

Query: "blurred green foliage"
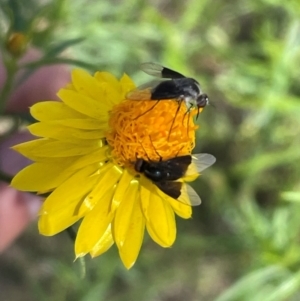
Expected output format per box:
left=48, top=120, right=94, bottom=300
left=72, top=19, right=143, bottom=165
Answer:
left=1, top=0, right=300, bottom=300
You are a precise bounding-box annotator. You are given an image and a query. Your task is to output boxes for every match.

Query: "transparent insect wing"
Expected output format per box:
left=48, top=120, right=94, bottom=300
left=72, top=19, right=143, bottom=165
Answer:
left=141, top=62, right=185, bottom=79
left=137, top=79, right=164, bottom=90
left=184, top=153, right=216, bottom=179
left=177, top=182, right=202, bottom=206
left=127, top=63, right=192, bottom=101
left=126, top=79, right=169, bottom=100
left=126, top=87, right=153, bottom=101
left=191, top=153, right=216, bottom=172
left=141, top=62, right=165, bottom=77
left=155, top=180, right=201, bottom=206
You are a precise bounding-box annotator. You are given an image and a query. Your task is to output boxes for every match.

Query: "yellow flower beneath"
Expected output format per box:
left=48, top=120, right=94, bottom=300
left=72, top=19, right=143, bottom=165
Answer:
left=11, top=69, right=202, bottom=269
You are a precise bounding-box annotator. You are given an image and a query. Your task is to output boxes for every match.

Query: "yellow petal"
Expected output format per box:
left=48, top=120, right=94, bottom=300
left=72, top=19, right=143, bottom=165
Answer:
left=113, top=179, right=140, bottom=249
left=119, top=73, right=136, bottom=97
left=156, top=189, right=192, bottom=219
left=75, top=189, right=115, bottom=257
left=40, top=164, right=99, bottom=214
left=139, top=177, right=154, bottom=221
left=58, top=89, right=109, bottom=120
left=38, top=205, right=83, bottom=236
left=30, top=101, right=87, bottom=121
left=146, top=192, right=176, bottom=247
left=79, top=164, right=122, bottom=215
left=111, top=169, right=134, bottom=212
left=68, top=146, right=109, bottom=170
left=38, top=164, right=100, bottom=236
left=11, top=159, right=76, bottom=191
left=183, top=162, right=200, bottom=182
left=94, top=72, right=123, bottom=106
left=13, top=138, right=101, bottom=160
left=95, top=71, right=120, bottom=91
left=31, top=118, right=107, bottom=130
left=145, top=224, right=167, bottom=247
left=28, top=122, right=105, bottom=142
left=102, top=83, right=123, bottom=107
left=118, top=195, right=145, bottom=269
left=12, top=147, right=110, bottom=192
left=72, top=69, right=109, bottom=105
left=183, top=174, right=199, bottom=182
left=90, top=224, right=114, bottom=258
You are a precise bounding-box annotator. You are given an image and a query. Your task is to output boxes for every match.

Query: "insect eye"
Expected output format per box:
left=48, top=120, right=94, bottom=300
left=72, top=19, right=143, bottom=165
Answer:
left=197, top=94, right=209, bottom=107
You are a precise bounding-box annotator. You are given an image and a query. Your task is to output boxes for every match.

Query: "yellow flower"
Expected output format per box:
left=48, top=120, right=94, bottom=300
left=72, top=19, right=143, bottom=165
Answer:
left=6, top=32, right=29, bottom=57
left=11, top=69, right=212, bottom=269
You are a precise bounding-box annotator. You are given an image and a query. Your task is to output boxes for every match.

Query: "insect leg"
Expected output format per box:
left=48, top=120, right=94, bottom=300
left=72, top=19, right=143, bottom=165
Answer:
left=133, top=100, right=160, bottom=120
left=167, top=99, right=183, bottom=141
left=186, top=110, right=191, bottom=136
left=196, top=107, right=200, bottom=120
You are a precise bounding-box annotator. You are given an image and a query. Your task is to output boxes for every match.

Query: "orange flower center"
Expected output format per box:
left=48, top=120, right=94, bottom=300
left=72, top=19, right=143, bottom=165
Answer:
left=105, top=99, right=199, bottom=169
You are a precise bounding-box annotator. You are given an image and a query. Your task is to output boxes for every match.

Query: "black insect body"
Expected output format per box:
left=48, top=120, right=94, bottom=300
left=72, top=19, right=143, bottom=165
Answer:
left=127, top=63, right=209, bottom=115
left=150, top=77, right=208, bottom=112
left=135, top=155, right=191, bottom=182
left=134, top=153, right=216, bottom=205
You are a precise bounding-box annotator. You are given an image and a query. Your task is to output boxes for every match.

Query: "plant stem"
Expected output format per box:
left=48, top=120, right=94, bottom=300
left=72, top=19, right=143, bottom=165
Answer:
left=0, top=55, right=17, bottom=114
left=0, top=170, right=13, bottom=183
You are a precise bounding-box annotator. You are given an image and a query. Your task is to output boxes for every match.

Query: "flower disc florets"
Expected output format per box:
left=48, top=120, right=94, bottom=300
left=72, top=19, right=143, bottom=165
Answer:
left=106, top=99, right=198, bottom=170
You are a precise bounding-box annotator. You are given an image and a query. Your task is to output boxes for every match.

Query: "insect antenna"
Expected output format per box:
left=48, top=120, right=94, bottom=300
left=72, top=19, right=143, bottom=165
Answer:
left=148, top=135, right=162, bottom=161
left=138, top=140, right=152, bottom=162
left=175, top=144, right=184, bottom=158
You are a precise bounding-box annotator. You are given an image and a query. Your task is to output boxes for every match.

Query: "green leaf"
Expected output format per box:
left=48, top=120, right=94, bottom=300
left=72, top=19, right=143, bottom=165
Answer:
left=281, top=191, right=300, bottom=203
left=20, top=57, right=97, bottom=71
left=45, top=37, right=85, bottom=57
left=215, top=266, right=288, bottom=301
left=263, top=270, right=300, bottom=301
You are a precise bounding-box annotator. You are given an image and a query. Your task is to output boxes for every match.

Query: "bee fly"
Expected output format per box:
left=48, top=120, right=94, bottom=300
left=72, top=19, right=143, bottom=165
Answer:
left=127, top=62, right=209, bottom=119
left=134, top=153, right=216, bottom=206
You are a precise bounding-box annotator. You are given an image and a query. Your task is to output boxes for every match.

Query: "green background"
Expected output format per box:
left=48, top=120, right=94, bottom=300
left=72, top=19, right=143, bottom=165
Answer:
left=1, top=0, right=300, bottom=300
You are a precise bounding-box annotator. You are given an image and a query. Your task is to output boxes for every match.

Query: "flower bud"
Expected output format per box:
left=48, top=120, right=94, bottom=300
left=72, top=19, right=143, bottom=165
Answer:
left=6, top=32, right=29, bottom=57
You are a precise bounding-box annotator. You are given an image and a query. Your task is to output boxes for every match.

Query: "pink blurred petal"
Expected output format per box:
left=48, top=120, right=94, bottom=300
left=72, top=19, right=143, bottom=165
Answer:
left=0, top=182, right=42, bottom=252
left=0, top=130, right=35, bottom=175
left=0, top=48, right=71, bottom=113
